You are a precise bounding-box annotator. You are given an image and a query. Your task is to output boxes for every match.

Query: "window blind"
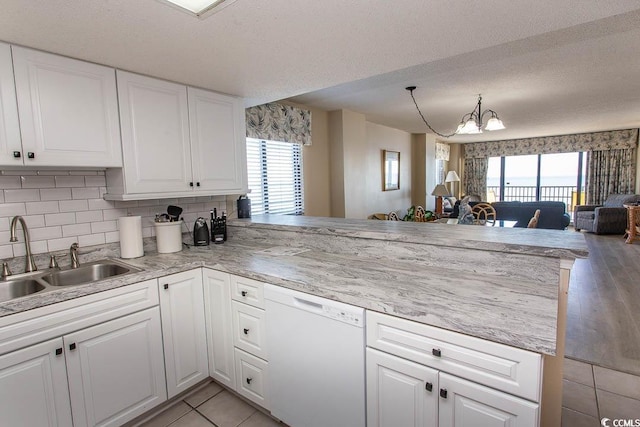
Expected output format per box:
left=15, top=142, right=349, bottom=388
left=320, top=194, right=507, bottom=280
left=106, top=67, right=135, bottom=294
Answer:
left=246, top=138, right=304, bottom=215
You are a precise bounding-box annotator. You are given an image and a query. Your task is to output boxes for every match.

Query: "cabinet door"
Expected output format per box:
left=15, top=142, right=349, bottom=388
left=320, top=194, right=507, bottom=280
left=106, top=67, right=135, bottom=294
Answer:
left=159, top=269, right=209, bottom=398
left=65, top=307, right=167, bottom=427
left=0, top=42, right=22, bottom=166
left=0, top=338, right=72, bottom=427
left=203, top=268, right=236, bottom=389
left=12, top=46, right=122, bottom=167
left=438, top=373, right=539, bottom=427
left=188, top=87, right=247, bottom=193
left=366, top=348, right=438, bottom=427
left=117, top=70, right=192, bottom=194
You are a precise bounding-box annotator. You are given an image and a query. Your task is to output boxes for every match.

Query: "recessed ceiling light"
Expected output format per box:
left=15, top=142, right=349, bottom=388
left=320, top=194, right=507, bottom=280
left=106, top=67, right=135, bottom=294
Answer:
left=159, top=0, right=238, bottom=18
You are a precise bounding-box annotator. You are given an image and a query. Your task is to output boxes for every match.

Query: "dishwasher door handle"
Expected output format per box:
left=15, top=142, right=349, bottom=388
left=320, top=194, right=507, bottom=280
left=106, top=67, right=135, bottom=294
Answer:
left=293, top=297, right=324, bottom=313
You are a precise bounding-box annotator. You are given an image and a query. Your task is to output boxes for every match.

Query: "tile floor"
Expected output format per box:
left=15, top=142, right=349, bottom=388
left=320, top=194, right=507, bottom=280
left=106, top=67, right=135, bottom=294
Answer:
left=563, top=357, right=640, bottom=426
left=142, top=357, right=640, bottom=427
left=140, top=382, right=281, bottom=427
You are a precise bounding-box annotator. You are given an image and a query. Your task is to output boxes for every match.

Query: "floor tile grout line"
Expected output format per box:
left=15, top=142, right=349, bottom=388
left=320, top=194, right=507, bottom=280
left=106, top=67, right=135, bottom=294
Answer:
left=591, top=363, right=602, bottom=421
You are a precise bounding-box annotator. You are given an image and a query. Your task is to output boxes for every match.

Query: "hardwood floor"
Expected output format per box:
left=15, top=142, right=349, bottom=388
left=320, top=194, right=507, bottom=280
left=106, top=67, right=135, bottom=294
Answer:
left=566, top=231, right=640, bottom=376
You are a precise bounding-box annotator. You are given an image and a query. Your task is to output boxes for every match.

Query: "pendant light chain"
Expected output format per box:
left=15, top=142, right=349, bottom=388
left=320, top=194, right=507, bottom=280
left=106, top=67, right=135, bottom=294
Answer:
left=406, top=87, right=457, bottom=138
left=406, top=86, right=506, bottom=137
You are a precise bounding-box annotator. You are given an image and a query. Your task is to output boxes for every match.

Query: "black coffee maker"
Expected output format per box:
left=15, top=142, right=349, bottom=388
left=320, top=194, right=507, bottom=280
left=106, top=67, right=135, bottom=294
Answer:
left=193, top=217, right=210, bottom=246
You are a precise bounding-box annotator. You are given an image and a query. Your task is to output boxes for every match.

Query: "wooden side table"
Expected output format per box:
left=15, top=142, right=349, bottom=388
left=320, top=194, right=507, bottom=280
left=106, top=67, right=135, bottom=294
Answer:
left=624, top=204, right=640, bottom=244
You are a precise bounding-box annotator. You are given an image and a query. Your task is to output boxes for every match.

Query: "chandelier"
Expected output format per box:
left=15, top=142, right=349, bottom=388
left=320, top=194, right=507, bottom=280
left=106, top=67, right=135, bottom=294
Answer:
left=406, top=86, right=505, bottom=138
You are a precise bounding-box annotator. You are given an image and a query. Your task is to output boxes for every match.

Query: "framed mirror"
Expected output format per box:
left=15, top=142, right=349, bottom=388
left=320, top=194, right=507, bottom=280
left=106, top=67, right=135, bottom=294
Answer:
left=383, top=150, right=400, bottom=191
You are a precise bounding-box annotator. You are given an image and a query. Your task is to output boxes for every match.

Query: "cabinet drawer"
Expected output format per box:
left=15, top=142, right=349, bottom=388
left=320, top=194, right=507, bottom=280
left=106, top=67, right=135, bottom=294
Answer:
left=231, top=275, right=265, bottom=309
left=232, top=301, right=267, bottom=360
left=0, top=279, right=159, bottom=356
left=234, top=348, right=269, bottom=410
left=366, top=311, right=542, bottom=402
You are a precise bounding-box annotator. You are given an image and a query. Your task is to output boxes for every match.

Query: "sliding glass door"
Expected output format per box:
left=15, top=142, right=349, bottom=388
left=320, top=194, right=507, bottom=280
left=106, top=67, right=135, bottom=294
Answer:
left=487, top=152, right=586, bottom=216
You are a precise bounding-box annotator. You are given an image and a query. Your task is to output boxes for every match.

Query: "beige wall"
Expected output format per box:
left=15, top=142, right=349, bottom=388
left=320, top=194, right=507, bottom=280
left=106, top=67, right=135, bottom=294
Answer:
left=412, top=134, right=437, bottom=210
left=448, top=143, right=463, bottom=199
left=328, top=110, right=346, bottom=217
left=411, top=134, right=427, bottom=208
left=326, top=109, right=416, bottom=218
left=282, top=101, right=332, bottom=217
left=365, top=122, right=413, bottom=215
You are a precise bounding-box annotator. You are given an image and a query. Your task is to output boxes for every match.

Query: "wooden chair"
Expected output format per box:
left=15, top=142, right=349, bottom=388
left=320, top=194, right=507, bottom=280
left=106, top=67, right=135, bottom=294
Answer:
left=527, top=209, right=541, bottom=228
left=414, top=206, right=427, bottom=222
left=471, top=203, right=497, bottom=226
left=387, top=211, right=400, bottom=221
left=368, top=213, right=388, bottom=220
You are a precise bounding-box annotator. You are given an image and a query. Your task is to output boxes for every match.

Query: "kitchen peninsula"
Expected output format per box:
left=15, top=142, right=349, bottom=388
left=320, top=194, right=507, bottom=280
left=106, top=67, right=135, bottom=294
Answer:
left=0, top=215, right=587, bottom=427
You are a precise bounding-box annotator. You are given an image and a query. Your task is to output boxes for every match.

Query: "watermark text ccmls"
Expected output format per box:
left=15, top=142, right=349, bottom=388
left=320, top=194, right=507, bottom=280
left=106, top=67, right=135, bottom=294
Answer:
left=601, top=418, right=640, bottom=427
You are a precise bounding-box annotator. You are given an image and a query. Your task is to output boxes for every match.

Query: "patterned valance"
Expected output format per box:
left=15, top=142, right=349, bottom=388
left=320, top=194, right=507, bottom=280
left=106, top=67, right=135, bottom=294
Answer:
left=464, top=129, right=639, bottom=159
left=246, top=103, right=312, bottom=146
left=436, top=142, right=450, bottom=161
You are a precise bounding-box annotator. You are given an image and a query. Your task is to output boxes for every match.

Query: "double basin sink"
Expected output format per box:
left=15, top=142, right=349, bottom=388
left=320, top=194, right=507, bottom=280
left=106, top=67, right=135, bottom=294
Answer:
left=0, top=259, right=141, bottom=303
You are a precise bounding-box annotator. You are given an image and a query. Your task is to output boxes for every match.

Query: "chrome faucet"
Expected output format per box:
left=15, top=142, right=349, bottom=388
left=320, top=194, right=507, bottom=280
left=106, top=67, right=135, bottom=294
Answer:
left=70, top=243, right=80, bottom=269
left=9, top=216, right=37, bottom=273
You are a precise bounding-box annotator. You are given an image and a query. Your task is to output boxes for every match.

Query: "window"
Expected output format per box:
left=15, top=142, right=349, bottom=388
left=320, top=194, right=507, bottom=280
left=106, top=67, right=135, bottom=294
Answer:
left=246, top=138, right=304, bottom=215
left=435, top=159, right=445, bottom=184
left=486, top=152, right=586, bottom=216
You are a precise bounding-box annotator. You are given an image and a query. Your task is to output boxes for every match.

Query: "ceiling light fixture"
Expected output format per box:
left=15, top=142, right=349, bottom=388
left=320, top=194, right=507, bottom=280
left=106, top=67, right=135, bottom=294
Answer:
left=159, top=0, right=237, bottom=18
left=406, top=86, right=505, bottom=138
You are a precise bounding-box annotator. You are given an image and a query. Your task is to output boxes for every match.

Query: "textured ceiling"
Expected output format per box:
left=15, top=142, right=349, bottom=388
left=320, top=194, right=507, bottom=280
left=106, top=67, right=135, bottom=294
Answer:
left=1, top=0, right=640, bottom=142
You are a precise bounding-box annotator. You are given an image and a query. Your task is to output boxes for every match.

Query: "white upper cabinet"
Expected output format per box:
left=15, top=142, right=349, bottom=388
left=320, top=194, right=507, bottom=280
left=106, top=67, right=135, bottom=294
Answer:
left=11, top=46, right=122, bottom=167
left=116, top=70, right=192, bottom=194
left=106, top=71, right=247, bottom=200
left=0, top=42, right=22, bottom=166
left=188, top=87, right=247, bottom=193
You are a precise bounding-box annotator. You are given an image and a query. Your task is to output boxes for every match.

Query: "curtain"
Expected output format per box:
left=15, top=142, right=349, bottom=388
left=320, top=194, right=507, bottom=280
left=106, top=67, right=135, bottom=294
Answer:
left=464, top=129, right=638, bottom=159
left=436, top=142, right=450, bottom=161
left=246, top=103, right=312, bottom=146
left=463, top=157, right=488, bottom=199
left=586, top=148, right=637, bottom=205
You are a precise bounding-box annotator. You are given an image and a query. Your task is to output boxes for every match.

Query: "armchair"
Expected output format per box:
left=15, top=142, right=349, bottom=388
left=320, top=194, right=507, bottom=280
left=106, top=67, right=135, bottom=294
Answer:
left=574, top=194, right=640, bottom=234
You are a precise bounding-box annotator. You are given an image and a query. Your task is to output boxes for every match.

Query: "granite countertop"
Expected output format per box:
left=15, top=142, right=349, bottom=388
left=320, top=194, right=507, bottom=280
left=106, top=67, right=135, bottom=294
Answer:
left=230, top=215, right=589, bottom=260
left=0, top=237, right=562, bottom=355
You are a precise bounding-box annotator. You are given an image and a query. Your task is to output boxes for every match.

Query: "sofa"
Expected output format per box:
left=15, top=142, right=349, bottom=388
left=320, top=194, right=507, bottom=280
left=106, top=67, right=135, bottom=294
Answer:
left=574, top=193, right=640, bottom=234
left=492, top=201, right=570, bottom=229
left=452, top=200, right=570, bottom=229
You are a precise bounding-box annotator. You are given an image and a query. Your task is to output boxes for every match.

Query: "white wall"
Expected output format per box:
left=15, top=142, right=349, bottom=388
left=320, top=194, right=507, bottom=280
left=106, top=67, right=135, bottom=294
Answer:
left=0, top=170, right=230, bottom=259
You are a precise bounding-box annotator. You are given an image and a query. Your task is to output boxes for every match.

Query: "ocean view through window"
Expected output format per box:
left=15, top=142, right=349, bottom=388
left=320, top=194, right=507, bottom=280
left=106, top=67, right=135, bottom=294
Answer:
left=487, top=152, right=586, bottom=218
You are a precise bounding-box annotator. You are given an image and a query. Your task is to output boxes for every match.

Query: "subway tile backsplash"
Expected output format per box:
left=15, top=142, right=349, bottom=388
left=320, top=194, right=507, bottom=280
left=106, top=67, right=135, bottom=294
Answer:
left=0, top=170, right=237, bottom=260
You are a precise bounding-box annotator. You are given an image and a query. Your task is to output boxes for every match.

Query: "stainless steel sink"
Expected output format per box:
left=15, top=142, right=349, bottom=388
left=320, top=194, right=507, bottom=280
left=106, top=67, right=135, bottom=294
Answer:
left=0, top=259, right=141, bottom=303
left=0, top=278, right=47, bottom=303
left=40, top=260, right=140, bottom=287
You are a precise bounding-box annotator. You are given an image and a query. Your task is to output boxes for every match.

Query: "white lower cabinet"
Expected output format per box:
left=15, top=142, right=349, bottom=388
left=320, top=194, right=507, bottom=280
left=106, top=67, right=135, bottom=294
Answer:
left=367, top=348, right=539, bottom=427
left=159, top=269, right=209, bottom=398
left=0, top=338, right=73, bottom=427
left=438, top=373, right=538, bottom=427
left=231, top=300, right=267, bottom=360
left=203, top=269, right=270, bottom=410
left=235, top=347, right=269, bottom=408
left=65, top=307, right=167, bottom=427
left=203, top=268, right=236, bottom=389
left=366, top=311, right=541, bottom=427
left=367, top=348, right=437, bottom=427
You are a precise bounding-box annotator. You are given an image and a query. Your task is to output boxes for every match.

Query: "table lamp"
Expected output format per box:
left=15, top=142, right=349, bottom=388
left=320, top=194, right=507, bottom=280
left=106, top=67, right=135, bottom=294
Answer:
left=445, top=171, right=460, bottom=197
left=431, top=184, right=450, bottom=215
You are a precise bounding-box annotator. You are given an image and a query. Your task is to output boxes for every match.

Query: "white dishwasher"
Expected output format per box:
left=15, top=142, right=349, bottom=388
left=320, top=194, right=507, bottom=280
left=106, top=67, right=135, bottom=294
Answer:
left=264, top=284, right=366, bottom=427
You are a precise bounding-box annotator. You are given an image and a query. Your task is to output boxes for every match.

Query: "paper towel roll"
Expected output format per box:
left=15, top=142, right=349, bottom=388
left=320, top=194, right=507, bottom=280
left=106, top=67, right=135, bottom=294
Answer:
left=119, top=216, right=144, bottom=259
